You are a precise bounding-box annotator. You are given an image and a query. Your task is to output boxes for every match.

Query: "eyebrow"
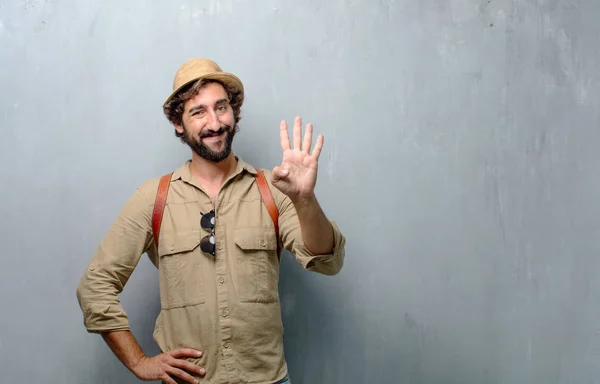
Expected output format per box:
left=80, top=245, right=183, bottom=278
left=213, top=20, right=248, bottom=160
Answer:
left=188, top=98, right=229, bottom=115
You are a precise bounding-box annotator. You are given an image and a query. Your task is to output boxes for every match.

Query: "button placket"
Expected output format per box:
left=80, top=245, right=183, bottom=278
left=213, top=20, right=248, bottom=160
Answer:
left=213, top=221, right=238, bottom=381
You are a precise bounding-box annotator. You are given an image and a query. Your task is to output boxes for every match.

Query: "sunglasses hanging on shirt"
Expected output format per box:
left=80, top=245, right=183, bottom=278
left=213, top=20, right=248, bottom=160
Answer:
left=200, top=210, right=216, bottom=256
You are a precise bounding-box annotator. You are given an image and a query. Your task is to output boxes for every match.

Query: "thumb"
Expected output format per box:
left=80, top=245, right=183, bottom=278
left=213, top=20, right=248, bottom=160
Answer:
left=271, top=165, right=289, bottom=183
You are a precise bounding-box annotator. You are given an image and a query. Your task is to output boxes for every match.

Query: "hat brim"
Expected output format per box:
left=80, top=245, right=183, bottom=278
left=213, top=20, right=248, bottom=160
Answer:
left=163, top=72, right=244, bottom=107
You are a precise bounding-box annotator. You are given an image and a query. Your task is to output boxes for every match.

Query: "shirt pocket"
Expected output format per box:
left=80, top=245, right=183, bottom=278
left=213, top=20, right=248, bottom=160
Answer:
left=234, top=227, right=279, bottom=303
left=158, top=230, right=206, bottom=309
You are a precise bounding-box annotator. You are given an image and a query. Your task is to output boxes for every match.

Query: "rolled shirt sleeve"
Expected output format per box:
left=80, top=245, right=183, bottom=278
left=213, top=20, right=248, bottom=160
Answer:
left=275, top=187, right=346, bottom=276
left=76, top=185, right=154, bottom=333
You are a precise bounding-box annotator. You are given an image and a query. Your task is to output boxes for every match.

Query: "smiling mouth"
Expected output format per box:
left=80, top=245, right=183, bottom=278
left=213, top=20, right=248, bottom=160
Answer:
left=202, top=131, right=225, bottom=141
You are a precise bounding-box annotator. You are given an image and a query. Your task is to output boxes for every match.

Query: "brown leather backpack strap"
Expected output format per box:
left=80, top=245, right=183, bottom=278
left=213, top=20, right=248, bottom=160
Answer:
left=255, top=169, right=280, bottom=255
left=152, top=173, right=173, bottom=248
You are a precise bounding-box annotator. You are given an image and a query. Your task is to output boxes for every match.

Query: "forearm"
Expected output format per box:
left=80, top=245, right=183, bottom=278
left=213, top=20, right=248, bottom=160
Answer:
left=101, top=330, right=146, bottom=376
left=292, top=194, right=334, bottom=255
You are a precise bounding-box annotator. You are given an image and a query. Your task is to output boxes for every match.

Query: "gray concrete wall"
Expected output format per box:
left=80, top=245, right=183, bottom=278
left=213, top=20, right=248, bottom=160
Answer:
left=2, top=0, right=600, bottom=383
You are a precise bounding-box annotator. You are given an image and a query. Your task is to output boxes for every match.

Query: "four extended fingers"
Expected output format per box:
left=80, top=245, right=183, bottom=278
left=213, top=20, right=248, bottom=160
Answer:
left=280, top=116, right=324, bottom=158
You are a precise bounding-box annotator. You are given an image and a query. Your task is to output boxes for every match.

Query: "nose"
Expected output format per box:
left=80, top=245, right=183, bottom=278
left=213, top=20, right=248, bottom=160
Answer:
left=205, top=109, right=221, bottom=131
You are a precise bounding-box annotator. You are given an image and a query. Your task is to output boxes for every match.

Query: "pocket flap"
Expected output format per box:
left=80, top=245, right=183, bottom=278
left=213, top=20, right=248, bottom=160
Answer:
left=234, top=227, right=277, bottom=251
left=158, top=230, right=201, bottom=256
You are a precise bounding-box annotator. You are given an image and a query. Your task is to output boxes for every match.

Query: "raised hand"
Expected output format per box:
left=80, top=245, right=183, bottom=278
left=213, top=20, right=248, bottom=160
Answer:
left=272, top=116, right=324, bottom=202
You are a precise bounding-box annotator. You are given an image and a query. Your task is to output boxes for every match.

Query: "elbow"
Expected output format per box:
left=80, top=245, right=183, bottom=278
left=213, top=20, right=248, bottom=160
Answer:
left=322, top=265, right=343, bottom=276
left=74, top=267, right=130, bottom=333
left=327, top=256, right=345, bottom=276
left=76, top=276, right=87, bottom=309
left=308, top=262, right=343, bottom=276
left=306, top=251, right=345, bottom=276
left=76, top=277, right=94, bottom=326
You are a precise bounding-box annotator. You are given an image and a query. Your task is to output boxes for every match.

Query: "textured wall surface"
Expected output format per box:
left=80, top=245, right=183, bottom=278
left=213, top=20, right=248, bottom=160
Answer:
left=1, top=0, right=600, bottom=383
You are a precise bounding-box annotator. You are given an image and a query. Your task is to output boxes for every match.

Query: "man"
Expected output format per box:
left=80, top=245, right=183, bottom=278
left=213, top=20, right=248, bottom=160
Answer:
left=76, top=58, right=346, bottom=384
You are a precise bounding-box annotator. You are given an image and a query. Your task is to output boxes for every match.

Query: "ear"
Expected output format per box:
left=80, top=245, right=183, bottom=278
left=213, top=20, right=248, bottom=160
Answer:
left=174, top=123, right=184, bottom=135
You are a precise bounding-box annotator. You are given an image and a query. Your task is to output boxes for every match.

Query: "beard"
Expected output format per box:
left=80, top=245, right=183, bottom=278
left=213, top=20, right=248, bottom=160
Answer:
left=181, top=122, right=238, bottom=163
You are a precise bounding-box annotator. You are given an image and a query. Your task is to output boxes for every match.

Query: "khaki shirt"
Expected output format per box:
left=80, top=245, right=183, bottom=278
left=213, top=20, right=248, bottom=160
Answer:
left=76, top=157, right=346, bottom=384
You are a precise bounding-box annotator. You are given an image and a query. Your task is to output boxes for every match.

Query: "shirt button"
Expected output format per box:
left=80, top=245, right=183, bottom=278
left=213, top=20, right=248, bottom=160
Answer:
left=89, top=266, right=95, bottom=271
left=260, top=240, right=266, bottom=247
left=169, top=246, right=175, bottom=251
left=218, top=276, right=225, bottom=284
left=223, top=342, right=230, bottom=349
left=217, top=244, right=223, bottom=250
left=220, top=309, right=229, bottom=317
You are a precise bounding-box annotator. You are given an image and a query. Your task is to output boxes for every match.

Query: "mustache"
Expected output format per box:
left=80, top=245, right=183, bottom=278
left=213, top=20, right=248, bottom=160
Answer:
left=200, top=126, right=230, bottom=138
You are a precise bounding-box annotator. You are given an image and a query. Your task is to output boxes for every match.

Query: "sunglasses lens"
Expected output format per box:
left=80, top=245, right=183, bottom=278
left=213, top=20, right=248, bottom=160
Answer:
left=201, top=210, right=215, bottom=229
left=201, top=234, right=215, bottom=256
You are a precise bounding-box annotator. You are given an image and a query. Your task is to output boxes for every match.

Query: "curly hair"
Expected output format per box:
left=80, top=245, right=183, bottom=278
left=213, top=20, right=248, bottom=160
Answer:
left=163, top=78, right=243, bottom=139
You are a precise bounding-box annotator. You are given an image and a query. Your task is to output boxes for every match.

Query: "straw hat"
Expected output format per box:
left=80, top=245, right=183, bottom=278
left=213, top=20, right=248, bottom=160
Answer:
left=163, top=58, right=244, bottom=107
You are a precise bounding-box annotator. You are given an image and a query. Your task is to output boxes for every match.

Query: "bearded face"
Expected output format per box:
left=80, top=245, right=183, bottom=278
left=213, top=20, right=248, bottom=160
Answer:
left=176, top=82, right=239, bottom=163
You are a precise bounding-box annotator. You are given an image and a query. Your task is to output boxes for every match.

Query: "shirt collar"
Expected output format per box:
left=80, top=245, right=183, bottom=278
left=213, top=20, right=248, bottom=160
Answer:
left=171, top=155, right=257, bottom=184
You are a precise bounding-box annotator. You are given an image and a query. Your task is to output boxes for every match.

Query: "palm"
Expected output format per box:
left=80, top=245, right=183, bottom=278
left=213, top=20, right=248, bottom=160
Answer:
left=272, top=117, right=324, bottom=200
